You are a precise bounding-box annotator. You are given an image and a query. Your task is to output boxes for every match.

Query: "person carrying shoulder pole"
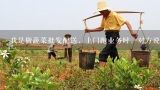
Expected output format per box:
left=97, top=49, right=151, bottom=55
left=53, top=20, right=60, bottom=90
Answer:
left=85, top=0, right=138, bottom=66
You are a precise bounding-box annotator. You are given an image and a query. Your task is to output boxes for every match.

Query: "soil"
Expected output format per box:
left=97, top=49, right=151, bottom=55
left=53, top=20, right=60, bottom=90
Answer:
left=0, top=70, right=5, bottom=90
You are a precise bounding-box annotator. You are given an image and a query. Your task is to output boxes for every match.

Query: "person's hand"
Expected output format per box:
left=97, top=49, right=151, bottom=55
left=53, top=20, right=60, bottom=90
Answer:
left=83, top=19, right=87, bottom=21
left=131, top=32, right=138, bottom=39
left=85, top=29, right=89, bottom=33
left=63, top=44, right=67, bottom=46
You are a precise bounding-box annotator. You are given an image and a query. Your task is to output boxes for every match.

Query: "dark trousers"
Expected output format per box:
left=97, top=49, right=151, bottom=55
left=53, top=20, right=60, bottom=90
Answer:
left=48, top=52, right=56, bottom=59
left=99, top=31, right=120, bottom=63
left=64, top=48, right=72, bottom=62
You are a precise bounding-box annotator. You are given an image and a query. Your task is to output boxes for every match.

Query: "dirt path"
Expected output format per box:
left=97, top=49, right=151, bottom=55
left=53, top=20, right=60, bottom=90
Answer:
left=0, top=70, right=5, bottom=90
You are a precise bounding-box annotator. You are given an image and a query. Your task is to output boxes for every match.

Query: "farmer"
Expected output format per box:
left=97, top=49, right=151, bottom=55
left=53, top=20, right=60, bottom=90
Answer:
left=63, top=34, right=72, bottom=62
left=48, top=44, right=56, bottom=60
left=85, top=0, right=138, bottom=66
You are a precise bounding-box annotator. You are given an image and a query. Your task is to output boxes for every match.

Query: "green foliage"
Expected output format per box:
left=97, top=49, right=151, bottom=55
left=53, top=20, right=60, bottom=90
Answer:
left=94, top=61, right=117, bottom=90
left=9, top=57, right=30, bottom=75
left=113, top=58, right=151, bottom=90
left=1, top=40, right=159, bottom=90
left=151, top=57, right=160, bottom=70
left=61, top=68, right=95, bottom=90
left=0, top=40, right=16, bottom=64
left=0, top=40, right=59, bottom=90
left=55, top=60, right=67, bottom=68
left=144, top=70, right=160, bottom=88
left=0, top=40, right=29, bottom=75
left=94, top=58, right=152, bottom=90
left=7, top=67, right=58, bottom=90
left=54, top=60, right=67, bottom=76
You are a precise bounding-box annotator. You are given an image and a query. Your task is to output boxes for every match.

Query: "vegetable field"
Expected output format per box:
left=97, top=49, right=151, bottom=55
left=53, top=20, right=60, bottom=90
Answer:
left=0, top=41, right=160, bottom=90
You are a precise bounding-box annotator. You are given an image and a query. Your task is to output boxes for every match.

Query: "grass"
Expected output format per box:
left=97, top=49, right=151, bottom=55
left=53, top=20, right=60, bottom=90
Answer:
left=15, top=49, right=160, bottom=73
left=14, top=49, right=160, bottom=70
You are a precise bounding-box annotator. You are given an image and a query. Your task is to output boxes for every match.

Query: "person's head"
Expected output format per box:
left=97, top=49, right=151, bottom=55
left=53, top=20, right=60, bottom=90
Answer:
left=64, top=34, right=71, bottom=39
left=99, top=10, right=110, bottom=17
left=52, top=44, right=55, bottom=47
left=97, top=0, right=110, bottom=17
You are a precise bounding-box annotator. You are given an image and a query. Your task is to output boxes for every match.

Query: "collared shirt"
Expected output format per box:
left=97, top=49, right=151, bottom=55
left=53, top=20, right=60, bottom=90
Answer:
left=100, top=11, right=126, bottom=31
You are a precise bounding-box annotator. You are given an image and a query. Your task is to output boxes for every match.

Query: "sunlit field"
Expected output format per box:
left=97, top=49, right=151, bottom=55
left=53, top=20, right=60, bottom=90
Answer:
left=0, top=43, right=160, bottom=90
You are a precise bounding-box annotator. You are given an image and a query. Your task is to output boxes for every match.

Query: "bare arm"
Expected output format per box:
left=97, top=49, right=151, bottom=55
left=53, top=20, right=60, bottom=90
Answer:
left=125, top=21, right=138, bottom=39
left=85, top=27, right=104, bottom=33
left=125, top=21, right=133, bottom=33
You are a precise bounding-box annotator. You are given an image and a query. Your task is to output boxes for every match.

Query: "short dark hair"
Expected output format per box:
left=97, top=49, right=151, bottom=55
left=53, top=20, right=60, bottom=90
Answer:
left=64, top=34, right=71, bottom=38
